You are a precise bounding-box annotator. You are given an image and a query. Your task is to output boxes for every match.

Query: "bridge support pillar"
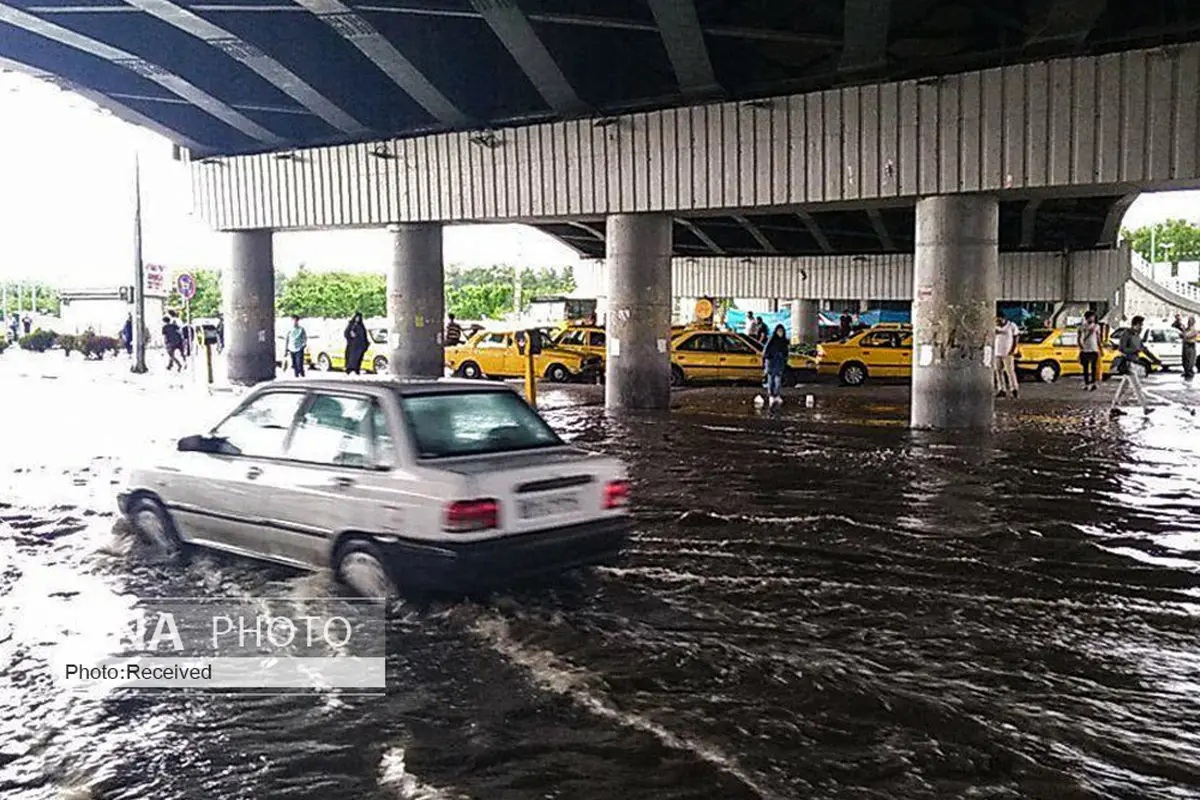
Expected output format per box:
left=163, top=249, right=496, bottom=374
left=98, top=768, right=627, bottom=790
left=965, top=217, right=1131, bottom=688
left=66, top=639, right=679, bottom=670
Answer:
left=225, top=229, right=276, bottom=385
left=388, top=223, right=445, bottom=378
left=605, top=213, right=673, bottom=410
left=911, top=195, right=999, bottom=429
left=791, top=299, right=820, bottom=344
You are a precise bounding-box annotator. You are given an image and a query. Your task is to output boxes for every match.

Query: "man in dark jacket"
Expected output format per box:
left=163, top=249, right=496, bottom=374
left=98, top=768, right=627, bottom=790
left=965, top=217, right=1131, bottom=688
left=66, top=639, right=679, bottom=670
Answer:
left=762, top=324, right=790, bottom=407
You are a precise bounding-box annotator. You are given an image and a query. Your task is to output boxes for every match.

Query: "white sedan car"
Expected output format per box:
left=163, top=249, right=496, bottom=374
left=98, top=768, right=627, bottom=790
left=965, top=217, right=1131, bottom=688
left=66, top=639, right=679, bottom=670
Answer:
left=118, top=378, right=631, bottom=597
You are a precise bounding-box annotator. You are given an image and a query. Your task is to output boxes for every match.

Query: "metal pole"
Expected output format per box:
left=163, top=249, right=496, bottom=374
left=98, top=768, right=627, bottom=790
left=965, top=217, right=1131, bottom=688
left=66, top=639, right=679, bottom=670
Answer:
left=131, top=151, right=148, bottom=374
left=30, top=284, right=37, bottom=316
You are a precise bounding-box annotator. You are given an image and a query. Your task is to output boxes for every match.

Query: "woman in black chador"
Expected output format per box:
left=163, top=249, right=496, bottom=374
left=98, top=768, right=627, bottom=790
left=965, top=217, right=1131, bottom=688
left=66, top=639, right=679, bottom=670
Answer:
left=344, top=312, right=369, bottom=374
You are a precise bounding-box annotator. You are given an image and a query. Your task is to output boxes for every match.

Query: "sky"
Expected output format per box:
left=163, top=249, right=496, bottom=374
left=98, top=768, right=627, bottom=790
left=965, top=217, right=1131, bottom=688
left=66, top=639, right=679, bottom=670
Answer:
left=0, top=68, right=1198, bottom=288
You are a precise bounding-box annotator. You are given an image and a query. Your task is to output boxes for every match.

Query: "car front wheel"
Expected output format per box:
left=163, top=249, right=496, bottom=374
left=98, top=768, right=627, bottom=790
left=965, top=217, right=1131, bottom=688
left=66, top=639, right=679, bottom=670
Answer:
left=460, top=360, right=482, bottom=379
left=1037, top=360, right=1061, bottom=383
left=316, top=353, right=331, bottom=371
left=838, top=362, right=867, bottom=386
left=670, top=365, right=686, bottom=387
left=372, top=355, right=388, bottom=374
left=546, top=363, right=571, bottom=383
left=127, top=495, right=183, bottom=556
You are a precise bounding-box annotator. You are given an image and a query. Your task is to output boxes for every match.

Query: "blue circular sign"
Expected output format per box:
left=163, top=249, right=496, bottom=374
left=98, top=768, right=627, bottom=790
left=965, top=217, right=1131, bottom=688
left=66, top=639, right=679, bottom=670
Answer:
left=176, top=273, right=196, bottom=301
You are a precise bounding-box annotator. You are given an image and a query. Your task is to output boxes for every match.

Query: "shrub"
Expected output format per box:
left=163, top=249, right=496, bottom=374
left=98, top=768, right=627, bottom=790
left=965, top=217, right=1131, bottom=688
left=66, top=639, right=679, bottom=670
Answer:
left=18, top=328, right=57, bottom=353
left=58, top=333, right=79, bottom=356
left=0, top=337, right=8, bottom=355
left=81, top=333, right=120, bottom=360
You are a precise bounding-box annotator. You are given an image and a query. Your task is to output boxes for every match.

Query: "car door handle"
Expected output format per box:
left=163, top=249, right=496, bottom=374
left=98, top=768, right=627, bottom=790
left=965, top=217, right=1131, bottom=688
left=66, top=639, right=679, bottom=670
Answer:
left=246, top=466, right=262, bottom=480
left=330, top=476, right=355, bottom=489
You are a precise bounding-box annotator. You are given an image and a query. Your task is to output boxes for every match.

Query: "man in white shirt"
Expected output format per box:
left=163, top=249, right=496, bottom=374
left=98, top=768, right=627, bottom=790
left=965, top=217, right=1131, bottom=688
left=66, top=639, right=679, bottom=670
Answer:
left=994, top=314, right=1020, bottom=399
left=743, top=312, right=757, bottom=337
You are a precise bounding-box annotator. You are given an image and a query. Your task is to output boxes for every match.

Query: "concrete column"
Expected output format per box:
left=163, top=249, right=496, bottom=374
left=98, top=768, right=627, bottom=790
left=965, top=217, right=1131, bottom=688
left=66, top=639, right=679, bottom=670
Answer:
left=225, top=229, right=276, bottom=385
left=790, top=299, right=819, bottom=344
left=387, top=223, right=444, bottom=378
left=605, top=213, right=672, bottom=410
left=911, top=195, right=999, bottom=429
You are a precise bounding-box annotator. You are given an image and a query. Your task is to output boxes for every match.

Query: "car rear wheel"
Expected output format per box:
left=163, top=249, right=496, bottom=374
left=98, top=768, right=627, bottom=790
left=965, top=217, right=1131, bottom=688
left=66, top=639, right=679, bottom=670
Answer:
left=670, top=364, right=686, bottom=387
left=127, top=496, right=183, bottom=556
left=1037, top=360, right=1061, bottom=383
left=316, top=352, right=332, bottom=372
left=334, top=539, right=397, bottom=601
left=838, top=362, right=867, bottom=386
left=546, top=363, right=571, bottom=383
left=372, top=355, right=388, bottom=374
left=460, top=360, right=482, bottom=379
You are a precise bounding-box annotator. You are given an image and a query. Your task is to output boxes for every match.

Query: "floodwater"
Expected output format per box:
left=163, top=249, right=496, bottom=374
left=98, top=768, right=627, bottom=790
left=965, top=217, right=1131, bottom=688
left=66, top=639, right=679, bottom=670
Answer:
left=2, top=353, right=1200, bottom=800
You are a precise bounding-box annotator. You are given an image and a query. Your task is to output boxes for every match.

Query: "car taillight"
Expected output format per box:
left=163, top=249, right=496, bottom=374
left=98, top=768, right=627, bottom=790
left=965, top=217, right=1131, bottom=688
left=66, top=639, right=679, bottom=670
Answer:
left=443, top=499, right=499, bottom=532
left=603, top=480, right=630, bottom=509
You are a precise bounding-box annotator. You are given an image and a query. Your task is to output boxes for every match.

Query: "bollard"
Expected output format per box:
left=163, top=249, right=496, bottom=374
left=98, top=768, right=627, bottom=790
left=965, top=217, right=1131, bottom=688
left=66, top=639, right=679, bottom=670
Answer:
left=524, top=346, right=537, bottom=408
left=204, top=341, right=214, bottom=385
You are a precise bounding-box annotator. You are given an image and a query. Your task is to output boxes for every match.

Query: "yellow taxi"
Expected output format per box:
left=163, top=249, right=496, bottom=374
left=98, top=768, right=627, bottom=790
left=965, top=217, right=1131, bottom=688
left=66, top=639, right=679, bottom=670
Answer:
left=669, top=329, right=814, bottom=386
left=1014, top=328, right=1120, bottom=382
left=817, top=324, right=913, bottom=386
left=552, top=325, right=607, bottom=362
left=446, top=329, right=602, bottom=382
left=313, top=327, right=391, bottom=373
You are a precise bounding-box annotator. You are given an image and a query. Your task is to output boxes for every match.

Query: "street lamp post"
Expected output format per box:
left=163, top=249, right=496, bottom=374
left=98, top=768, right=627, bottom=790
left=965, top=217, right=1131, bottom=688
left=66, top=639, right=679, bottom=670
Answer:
left=131, top=150, right=148, bottom=374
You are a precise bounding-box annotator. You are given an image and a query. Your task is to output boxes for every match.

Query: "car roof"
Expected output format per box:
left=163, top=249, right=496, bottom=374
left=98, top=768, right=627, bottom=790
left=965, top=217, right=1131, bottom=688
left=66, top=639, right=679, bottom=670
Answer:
left=263, top=376, right=519, bottom=396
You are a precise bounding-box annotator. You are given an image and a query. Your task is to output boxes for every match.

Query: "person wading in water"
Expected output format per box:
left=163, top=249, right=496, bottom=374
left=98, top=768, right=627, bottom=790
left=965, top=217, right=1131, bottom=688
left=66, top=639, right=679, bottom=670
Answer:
left=344, top=312, right=368, bottom=374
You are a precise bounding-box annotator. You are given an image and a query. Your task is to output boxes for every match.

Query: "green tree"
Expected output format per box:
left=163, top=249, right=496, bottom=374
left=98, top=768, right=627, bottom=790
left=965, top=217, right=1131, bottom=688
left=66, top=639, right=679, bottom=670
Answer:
left=2, top=282, right=60, bottom=316
left=167, top=269, right=222, bottom=317
left=276, top=269, right=387, bottom=319
left=443, top=264, right=577, bottom=319
left=1122, top=219, right=1200, bottom=267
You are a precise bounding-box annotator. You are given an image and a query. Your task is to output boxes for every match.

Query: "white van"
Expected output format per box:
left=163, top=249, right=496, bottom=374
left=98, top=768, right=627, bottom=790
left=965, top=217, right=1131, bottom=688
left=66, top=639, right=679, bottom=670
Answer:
left=1110, top=321, right=1189, bottom=370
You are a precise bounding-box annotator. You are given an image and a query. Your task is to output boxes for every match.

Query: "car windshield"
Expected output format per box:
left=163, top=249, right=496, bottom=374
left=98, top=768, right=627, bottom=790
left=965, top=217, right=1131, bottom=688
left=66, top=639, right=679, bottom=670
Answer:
left=398, top=390, right=564, bottom=459
left=1018, top=330, right=1052, bottom=344
left=370, top=328, right=388, bottom=344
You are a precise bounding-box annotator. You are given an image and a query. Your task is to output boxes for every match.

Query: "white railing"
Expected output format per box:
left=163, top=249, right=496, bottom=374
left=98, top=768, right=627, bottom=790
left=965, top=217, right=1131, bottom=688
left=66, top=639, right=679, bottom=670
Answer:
left=1130, top=252, right=1200, bottom=306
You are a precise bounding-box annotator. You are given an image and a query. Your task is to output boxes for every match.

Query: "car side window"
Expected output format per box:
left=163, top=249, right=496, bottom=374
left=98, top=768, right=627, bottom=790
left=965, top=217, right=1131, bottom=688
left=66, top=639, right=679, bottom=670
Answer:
left=1057, top=332, right=1079, bottom=347
left=589, top=331, right=606, bottom=348
left=559, top=330, right=585, bottom=346
left=286, top=394, right=373, bottom=468
left=370, top=402, right=397, bottom=469
left=720, top=335, right=756, bottom=354
left=860, top=332, right=893, bottom=348
left=677, top=334, right=720, bottom=352
left=212, top=392, right=306, bottom=459
left=1164, top=329, right=1181, bottom=343
left=481, top=333, right=505, bottom=348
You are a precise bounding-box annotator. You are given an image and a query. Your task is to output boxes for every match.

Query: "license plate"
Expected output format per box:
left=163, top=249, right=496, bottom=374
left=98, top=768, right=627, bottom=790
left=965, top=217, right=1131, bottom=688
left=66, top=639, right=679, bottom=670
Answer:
left=518, top=492, right=581, bottom=519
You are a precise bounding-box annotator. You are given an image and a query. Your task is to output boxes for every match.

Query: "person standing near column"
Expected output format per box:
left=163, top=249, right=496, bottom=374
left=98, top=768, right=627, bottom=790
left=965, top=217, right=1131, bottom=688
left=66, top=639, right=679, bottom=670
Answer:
left=762, top=324, right=790, bottom=407
left=994, top=314, right=1020, bottom=400
left=286, top=315, right=308, bottom=378
left=1183, top=316, right=1197, bottom=381
left=1077, top=310, right=1101, bottom=391
left=343, top=312, right=368, bottom=374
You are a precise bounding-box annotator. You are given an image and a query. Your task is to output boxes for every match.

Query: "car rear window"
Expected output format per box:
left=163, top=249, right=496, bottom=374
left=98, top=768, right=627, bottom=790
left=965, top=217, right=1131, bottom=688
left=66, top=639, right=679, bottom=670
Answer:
left=398, top=390, right=563, bottom=459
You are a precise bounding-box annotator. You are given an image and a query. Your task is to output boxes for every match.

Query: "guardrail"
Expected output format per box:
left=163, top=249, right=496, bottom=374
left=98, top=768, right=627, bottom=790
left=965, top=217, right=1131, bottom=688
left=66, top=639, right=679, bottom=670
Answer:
left=1129, top=252, right=1200, bottom=314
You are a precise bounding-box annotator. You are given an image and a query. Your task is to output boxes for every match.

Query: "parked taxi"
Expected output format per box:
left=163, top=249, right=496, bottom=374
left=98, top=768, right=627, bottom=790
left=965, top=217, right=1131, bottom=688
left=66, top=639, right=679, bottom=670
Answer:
left=817, top=324, right=913, bottom=386
left=553, top=325, right=607, bottom=362
left=1015, top=328, right=1120, bottom=382
left=446, top=329, right=602, bottom=382
left=313, top=327, right=391, bottom=374
left=669, top=329, right=814, bottom=386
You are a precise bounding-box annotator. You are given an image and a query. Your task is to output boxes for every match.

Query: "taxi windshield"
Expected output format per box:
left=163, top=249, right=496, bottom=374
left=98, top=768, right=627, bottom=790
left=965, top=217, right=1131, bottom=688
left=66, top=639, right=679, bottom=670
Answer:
left=1018, top=330, right=1052, bottom=344
left=398, top=390, right=564, bottom=459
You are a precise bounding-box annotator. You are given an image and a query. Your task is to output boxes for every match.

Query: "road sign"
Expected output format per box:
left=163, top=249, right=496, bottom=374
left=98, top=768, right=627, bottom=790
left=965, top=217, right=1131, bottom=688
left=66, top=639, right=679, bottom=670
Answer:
left=176, top=273, right=196, bottom=301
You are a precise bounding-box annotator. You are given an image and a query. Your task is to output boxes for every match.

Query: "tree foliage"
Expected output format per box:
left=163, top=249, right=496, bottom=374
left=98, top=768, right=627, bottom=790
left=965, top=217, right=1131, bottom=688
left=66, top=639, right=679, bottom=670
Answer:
left=2, top=282, right=60, bottom=316
left=1122, top=219, right=1200, bottom=264
left=168, top=268, right=223, bottom=318
left=444, top=264, right=575, bottom=320
left=277, top=269, right=387, bottom=319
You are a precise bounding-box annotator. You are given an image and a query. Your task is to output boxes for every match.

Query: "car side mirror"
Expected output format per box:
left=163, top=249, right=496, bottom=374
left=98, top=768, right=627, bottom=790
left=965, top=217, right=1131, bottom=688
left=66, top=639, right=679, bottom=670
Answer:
left=178, top=434, right=224, bottom=453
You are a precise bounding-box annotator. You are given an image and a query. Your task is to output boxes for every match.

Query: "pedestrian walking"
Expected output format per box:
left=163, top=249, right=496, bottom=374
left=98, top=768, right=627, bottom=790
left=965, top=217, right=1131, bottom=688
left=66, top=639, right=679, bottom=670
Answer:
left=1174, top=314, right=1198, bottom=380
left=839, top=310, right=853, bottom=341
left=286, top=315, right=308, bottom=378
left=343, top=312, right=368, bottom=374
left=753, top=315, right=769, bottom=344
left=22, top=314, right=31, bottom=334
left=121, top=314, right=134, bottom=356
left=161, top=315, right=184, bottom=371
left=445, top=314, right=463, bottom=347
left=743, top=312, right=757, bottom=338
left=994, top=314, right=1020, bottom=399
left=180, top=319, right=193, bottom=359
left=1077, top=310, right=1102, bottom=391
left=1110, top=315, right=1157, bottom=416
left=215, top=313, right=225, bottom=353
left=762, top=324, right=790, bottom=407
left=9, top=313, right=19, bottom=341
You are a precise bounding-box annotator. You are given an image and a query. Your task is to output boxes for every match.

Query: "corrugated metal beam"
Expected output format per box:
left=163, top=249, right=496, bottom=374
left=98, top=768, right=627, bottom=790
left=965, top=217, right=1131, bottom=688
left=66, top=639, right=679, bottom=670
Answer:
left=1019, top=199, right=1042, bottom=248
left=0, top=2, right=284, bottom=145
left=733, top=215, right=778, bottom=253
left=840, top=0, right=891, bottom=73
left=675, top=218, right=725, bottom=255
left=647, top=0, right=719, bottom=97
left=292, top=0, right=469, bottom=126
left=0, top=54, right=206, bottom=151
left=797, top=212, right=834, bottom=254
left=469, top=0, right=585, bottom=115
left=1099, top=193, right=1140, bottom=245
left=567, top=221, right=606, bottom=242
left=122, top=0, right=368, bottom=136
left=1026, top=0, right=1107, bottom=46
left=866, top=208, right=896, bottom=251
